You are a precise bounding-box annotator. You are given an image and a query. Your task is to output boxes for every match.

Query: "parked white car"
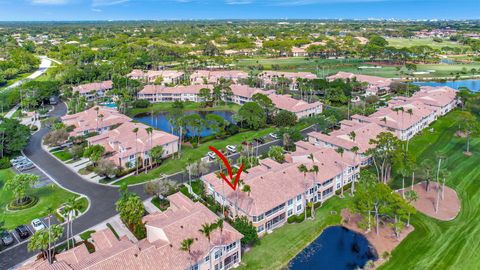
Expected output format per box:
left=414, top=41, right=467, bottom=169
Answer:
left=207, top=151, right=216, bottom=160
left=31, top=219, right=46, bottom=232
left=226, top=145, right=237, bottom=153
left=269, top=132, right=279, bottom=139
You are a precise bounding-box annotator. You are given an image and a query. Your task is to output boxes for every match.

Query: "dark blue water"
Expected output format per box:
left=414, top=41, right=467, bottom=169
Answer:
left=134, top=110, right=233, bottom=137
left=288, top=226, right=377, bottom=270
left=413, top=79, right=480, bottom=92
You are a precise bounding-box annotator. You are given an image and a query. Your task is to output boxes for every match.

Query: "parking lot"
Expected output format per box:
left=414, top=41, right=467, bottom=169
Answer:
left=10, top=156, right=53, bottom=188
left=204, top=133, right=279, bottom=161
left=1, top=156, right=58, bottom=254
left=0, top=216, right=59, bottom=254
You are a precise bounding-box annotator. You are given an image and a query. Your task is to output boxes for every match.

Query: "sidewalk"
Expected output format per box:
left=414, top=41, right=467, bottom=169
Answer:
left=87, top=215, right=138, bottom=243
left=143, top=197, right=159, bottom=214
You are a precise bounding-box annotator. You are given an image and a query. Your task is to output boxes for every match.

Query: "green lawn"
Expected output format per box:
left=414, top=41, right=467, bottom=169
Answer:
left=380, top=110, right=480, bottom=269
left=127, top=102, right=241, bottom=117
left=236, top=56, right=480, bottom=79
left=52, top=150, right=73, bottom=161
left=0, top=168, right=85, bottom=229
left=386, top=37, right=468, bottom=50
left=238, top=197, right=348, bottom=270
left=113, top=127, right=275, bottom=186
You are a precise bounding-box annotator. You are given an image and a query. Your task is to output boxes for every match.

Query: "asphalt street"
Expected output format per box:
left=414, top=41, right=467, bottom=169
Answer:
left=0, top=102, right=316, bottom=269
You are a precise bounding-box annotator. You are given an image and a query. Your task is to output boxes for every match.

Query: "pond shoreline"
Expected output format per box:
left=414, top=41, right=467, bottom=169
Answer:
left=288, top=224, right=378, bottom=270
left=341, top=209, right=415, bottom=269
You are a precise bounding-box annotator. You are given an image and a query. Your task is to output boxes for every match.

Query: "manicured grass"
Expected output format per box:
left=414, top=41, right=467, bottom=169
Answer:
left=52, top=150, right=73, bottom=161
left=0, top=168, right=85, bottom=229
left=380, top=110, right=480, bottom=269
left=127, top=102, right=241, bottom=117
left=235, top=55, right=480, bottom=79
left=386, top=37, right=468, bottom=50
left=237, top=197, right=348, bottom=270
left=113, top=127, right=275, bottom=186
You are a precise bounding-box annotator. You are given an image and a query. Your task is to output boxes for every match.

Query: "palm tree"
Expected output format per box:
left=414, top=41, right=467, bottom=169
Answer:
left=145, top=127, right=153, bottom=173
left=199, top=222, right=215, bottom=270
left=94, top=107, right=100, bottom=131
left=335, top=148, right=345, bottom=197
left=63, top=197, right=82, bottom=250
left=406, top=109, right=413, bottom=151
left=405, top=190, right=418, bottom=227
left=297, top=164, right=309, bottom=220
left=242, top=184, right=251, bottom=196
left=180, top=238, right=195, bottom=268
left=98, top=114, right=104, bottom=132
left=348, top=131, right=356, bottom=142
left=421, top=159, right=434, bottom=192
left=132, top=127, right=139, bottom=175
left=309, top=164, right=319, bottom=218
left=215, top=218, right=224, bottom=244
left=350, top=146, right=359, bottom=195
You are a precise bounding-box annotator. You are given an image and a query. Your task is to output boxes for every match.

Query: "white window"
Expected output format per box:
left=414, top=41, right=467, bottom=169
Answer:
left=214, top=249, right=222, bottom=259
left=257, top=225, right=264, bottom=233
left=226, top=242, right=237, bottom=253
left=297, top=205, right=302, bottom=211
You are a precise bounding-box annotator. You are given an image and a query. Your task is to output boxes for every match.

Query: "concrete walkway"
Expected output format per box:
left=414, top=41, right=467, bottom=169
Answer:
left=143, top=198, right=160, bottom=214
left=88, top=215, right=138, bottom=243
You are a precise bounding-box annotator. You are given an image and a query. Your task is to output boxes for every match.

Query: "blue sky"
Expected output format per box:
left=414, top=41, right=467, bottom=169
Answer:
left=0, top=0, right=479, bottom=21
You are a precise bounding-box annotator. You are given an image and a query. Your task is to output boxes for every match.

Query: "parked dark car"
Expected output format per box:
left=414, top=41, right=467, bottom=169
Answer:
left=15, top=225, right=30, bottom=239
left=254, top=137, right=265, bottom=144
left=1, top=231, right=14, bottom=246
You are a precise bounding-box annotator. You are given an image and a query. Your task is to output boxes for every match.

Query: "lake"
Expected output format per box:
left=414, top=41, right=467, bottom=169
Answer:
left=288, top=226, right=377, bottom=270
left=134, top=110, right=234, bottom=137
left=413, top=79, right=480, bottom=92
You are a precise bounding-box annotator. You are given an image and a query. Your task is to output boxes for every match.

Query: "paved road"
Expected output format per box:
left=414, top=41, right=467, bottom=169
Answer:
left=4, top=56, right=55, bottom=119
left=0, top=103, right=147, bottom=269
left=0, top=101, right=316, bottom=269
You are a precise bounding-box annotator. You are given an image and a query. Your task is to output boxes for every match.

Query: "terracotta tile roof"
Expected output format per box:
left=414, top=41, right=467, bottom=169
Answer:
left=308, top=122, right=388, bottom=154
left=139, top=84, right=211, bottom=95
left=72, top=81, right=113, bottom=95
left=140, top=192, right=243, bottom=270
left=61, top=106, right=131, bottom=136
left=22, top=194, right=242, bottom=270
left=230, top=84, right=274, bottom=99
left=190, top=70, right=248, bottom=84
left=203, top=150, right=357, bottom=217
left=127, top=70, right=184, bottom=80
left=87, top=121, right=179, bottom=164
left=353, top=100, right=436, bottom=131
left=267, top=93, right=323, bottom=113
left=327, top=72, right=392, bottom=87
left=259, top=71, right=317, bottom=82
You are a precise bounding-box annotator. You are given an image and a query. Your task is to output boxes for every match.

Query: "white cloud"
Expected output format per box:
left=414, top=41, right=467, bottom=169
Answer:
left=92, top=0, right=129, bottom=7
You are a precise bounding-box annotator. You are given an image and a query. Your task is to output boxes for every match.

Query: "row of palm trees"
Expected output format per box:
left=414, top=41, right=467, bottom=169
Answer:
left=297, top=144, right=361, bottom=220
left=27, top=197, right=83, bottom=264
left=130, top=126, right=164, bottom=175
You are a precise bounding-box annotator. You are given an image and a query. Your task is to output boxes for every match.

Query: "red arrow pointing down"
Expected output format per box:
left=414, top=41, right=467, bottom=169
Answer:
left=209, top=146, right=244, bottom=191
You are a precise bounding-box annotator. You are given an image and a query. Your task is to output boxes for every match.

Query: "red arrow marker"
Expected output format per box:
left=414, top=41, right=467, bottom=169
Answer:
left=209, top=146, right=244, bottom=191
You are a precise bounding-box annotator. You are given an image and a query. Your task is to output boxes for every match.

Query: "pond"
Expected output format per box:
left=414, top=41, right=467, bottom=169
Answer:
left=288, top=226, right=377, bottom=270
left=413, top=79, right=480, bottom=92
left=134, top=110, right=234, bottom=137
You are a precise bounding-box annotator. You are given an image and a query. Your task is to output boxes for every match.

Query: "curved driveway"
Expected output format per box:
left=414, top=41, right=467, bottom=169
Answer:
left=0, top=103, right=147, bottom=269
left=0, top=102, right=314, bottom=269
